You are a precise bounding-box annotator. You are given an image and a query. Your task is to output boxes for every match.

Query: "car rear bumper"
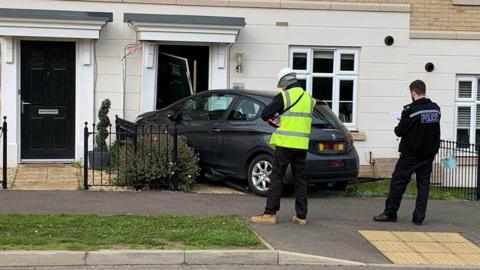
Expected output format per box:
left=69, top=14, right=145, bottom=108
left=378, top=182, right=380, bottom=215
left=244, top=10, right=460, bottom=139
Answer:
left=284, top=148, right=359, bottom=184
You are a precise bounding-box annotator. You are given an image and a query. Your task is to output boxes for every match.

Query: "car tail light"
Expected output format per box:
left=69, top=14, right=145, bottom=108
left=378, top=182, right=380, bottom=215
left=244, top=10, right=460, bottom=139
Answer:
left=348, top=132, right=355, bottom=146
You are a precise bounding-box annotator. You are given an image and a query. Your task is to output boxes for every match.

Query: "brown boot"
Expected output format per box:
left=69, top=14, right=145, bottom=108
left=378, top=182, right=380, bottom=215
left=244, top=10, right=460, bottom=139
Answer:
left=250, top=214, right=277, bottom=224
left=292, top=216, right=307, bottom=225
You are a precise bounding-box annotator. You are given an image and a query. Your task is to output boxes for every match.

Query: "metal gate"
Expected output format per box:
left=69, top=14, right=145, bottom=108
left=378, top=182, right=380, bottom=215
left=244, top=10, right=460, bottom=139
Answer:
left=431, top=140, right=480, bottom=200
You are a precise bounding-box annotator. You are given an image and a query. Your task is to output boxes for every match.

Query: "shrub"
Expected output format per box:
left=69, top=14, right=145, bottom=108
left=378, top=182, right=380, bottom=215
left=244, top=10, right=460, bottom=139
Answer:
left=95, top=99, right=111, bottom=151
left=110, top=134, right=200, bottom=191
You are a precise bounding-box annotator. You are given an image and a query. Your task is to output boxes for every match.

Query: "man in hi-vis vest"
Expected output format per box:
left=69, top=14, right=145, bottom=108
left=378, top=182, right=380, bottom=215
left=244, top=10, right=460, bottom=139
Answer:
left=250, top=67, right=315, bottom=225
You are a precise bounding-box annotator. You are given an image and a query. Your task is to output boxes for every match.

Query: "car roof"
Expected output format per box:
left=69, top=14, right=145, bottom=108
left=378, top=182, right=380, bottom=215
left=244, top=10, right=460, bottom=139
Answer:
left=208, top=89, right=279, bottom=98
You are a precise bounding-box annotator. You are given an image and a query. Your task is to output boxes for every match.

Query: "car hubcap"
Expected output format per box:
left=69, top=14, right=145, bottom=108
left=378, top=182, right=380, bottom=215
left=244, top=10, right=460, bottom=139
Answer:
left=252, top=160, right=272, bottom=192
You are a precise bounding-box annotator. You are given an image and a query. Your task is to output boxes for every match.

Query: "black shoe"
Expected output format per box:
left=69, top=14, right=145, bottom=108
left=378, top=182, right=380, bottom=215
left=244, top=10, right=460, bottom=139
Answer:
left=373, top=213, right=397, bottom=222
left=412, top=218, right=424, bottom=226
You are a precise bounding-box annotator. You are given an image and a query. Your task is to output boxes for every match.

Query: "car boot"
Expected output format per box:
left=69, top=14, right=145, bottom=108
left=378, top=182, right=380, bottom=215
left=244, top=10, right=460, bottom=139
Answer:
left=250, top=214, right=277, bottom=225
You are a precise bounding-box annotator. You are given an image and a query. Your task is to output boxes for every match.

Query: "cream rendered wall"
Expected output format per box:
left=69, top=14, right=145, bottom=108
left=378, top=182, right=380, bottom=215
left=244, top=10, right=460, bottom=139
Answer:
left=1, top=0, right=411, bottom=166
left=229, top=9, right=410, bottom=166
left=408, top=38, right=480, bottom=143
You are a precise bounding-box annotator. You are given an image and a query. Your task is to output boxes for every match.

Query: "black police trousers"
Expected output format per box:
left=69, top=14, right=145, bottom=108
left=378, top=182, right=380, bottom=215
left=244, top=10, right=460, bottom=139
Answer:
left=264, top=147, right=308, bottom=219
left=384, top=154, right=435, bottom=223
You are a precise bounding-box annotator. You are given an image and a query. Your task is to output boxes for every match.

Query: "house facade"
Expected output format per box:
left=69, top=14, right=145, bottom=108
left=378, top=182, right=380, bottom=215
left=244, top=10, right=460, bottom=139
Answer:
left=1, top=0, right=480, bottom=177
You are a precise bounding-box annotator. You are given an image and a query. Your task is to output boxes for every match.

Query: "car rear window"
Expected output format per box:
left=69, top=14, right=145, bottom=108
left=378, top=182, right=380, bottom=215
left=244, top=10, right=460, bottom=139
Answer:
left=312, top=102, right=343, bottom=129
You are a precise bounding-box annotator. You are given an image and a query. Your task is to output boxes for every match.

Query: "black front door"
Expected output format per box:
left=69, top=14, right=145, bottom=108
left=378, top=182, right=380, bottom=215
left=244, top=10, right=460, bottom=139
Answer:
left=21, top=41, right=76, bottom=160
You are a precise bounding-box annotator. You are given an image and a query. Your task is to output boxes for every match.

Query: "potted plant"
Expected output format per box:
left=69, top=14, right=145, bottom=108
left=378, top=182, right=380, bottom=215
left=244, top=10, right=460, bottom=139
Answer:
left=88, top=99, right=111, bottom=170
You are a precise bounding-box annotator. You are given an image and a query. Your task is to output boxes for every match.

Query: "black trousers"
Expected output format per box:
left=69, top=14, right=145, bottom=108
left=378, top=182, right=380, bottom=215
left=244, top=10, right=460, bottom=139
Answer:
left=264, top=147, right=308, bottom=219
left=384, top=154, right=434, bottom=223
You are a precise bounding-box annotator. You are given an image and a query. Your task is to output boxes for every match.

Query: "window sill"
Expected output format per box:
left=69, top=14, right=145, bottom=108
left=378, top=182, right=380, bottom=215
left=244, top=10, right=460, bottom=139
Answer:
left=350, top=131, right=367, bottom=141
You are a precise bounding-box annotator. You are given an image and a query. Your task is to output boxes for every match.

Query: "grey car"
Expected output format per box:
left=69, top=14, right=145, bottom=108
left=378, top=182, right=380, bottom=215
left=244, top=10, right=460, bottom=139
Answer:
left=136, top=89, right=359, bottom=196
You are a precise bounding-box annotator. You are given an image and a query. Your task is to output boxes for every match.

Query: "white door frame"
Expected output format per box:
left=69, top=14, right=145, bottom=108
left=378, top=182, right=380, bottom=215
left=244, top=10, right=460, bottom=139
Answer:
left=139, top=42, right=230, bottom=114
left=0, top=36, right=95, bottom=165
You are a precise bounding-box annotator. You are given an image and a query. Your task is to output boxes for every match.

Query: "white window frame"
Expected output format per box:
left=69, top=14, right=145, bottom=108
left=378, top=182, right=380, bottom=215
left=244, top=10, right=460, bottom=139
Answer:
left=289, top=47, right=359, bottom=128
left=454, top=75, right=480, bottom=146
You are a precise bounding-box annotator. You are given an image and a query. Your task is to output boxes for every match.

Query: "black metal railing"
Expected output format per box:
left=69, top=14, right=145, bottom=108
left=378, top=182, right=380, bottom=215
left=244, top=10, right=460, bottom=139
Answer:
left=1, top=117, right=7, bottom=190
left=83, top=116, right=178, bottom=190
left=431, top=140, right=480, bottom=201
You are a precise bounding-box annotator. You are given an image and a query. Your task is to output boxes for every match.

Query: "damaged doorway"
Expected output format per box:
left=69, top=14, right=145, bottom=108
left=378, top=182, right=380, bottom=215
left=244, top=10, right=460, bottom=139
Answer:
left=156, top=45, right=210, bottom=109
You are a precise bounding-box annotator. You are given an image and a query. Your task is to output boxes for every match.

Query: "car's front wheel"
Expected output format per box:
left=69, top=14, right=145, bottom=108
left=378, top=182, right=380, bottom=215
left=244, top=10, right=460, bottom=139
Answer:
left=248, top=154, right=273, bottom=197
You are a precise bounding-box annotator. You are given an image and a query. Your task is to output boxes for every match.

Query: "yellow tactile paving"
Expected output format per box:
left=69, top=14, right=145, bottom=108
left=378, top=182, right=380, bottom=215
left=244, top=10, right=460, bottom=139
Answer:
left=392, top=231, right=435, bottom=242
left=358, top=230, right=399, bottom=241
left=443, top=242, right=480, bottom=254
left=382, top=252, right=429, bottom=265
left=407, top=242, right=450, bottom=253
left=457, top=254, right=480, bottom=265
left=427, top=232, right=470, bottom=243
left=421, top=253, right=467, bottom=266
left=359, top=230, right=480, bottom=266
left=370, top=241, right=415, bottom=253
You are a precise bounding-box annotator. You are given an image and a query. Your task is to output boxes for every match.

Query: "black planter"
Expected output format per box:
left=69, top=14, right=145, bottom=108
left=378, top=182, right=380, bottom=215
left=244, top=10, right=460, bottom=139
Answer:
left=88, top=151, right=111, bottom=170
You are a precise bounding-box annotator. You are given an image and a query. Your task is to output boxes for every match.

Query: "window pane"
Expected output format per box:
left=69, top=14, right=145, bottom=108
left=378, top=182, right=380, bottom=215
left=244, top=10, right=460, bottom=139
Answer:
left=339, top=80, right=354, bottom=101
left=181, top=96, right=209, bottom=121
left=312, top=103, right=342, bottom=129
left=340, top=54, right=355, bottom=71
left=228, top=99, right=261, bottom=121
left=477, top=79, right=480, bottom=101
left=457, top=106, right=471, bottom=128
left=457, top=129, right=470, bottom=147
left=298, top=78, right=307, bottom=90
left=339, top=102, right=353, bottom=123
left=476, top=105, right=480, bottom=127
left=312, top=77, right=333, bottom=102
left=292, top=52, right=307, bottom=70
left=207, top=95, right=234, bottom=120
left=458, top=81, right=473, bottom=99
left=313, top=51, right=334, bottom=73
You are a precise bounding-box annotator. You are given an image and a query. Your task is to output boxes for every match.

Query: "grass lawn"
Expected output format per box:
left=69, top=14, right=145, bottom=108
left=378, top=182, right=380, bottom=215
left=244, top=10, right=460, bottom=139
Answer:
left=344, top=180, right=476, bottom=200
left=0, top=214, right=262, bottom=251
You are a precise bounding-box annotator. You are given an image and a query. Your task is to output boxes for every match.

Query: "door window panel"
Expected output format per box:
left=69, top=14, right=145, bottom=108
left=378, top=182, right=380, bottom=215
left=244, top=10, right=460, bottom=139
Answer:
left=180, top=94, right=234, bottom=121
left=229, top=99, right=262, bottom=121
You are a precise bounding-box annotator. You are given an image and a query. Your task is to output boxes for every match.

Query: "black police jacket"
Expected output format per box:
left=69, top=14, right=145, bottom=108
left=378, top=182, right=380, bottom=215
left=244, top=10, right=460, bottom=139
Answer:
left=395, top=98, right=441, bottom=158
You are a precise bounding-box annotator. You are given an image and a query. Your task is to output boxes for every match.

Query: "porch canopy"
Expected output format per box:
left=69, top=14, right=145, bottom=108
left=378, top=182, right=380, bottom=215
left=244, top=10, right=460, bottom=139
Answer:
left=0, top=8, right=113, bottom=39
left=124, top=13, right=246, bottom=43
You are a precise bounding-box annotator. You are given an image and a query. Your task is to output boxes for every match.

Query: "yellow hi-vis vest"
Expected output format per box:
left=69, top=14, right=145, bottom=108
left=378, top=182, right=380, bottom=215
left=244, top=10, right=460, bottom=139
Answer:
left=270, top=87, right=315, bottom=150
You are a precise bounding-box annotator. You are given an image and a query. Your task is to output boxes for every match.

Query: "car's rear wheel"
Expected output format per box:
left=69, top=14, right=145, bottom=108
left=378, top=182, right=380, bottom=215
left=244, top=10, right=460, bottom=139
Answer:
left=248, top=154, right=273, bottom=197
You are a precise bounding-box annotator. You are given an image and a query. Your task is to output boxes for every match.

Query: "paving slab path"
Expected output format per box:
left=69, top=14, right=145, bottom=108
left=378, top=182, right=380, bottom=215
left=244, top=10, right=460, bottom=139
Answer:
left=11, top=164, right=79, bottom=190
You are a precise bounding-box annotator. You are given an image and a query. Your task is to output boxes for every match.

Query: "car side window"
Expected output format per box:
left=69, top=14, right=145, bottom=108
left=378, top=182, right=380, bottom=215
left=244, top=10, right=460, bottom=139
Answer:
left=228, top=98, right=262, bottom=121
left=180, top=94, right=234, bottom=121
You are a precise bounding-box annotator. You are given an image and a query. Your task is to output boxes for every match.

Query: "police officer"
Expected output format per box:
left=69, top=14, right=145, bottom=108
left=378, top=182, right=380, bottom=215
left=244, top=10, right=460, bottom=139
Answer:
left=374, top=80, right=441, bottom=225
left=250, top=67, right=315, bottom=225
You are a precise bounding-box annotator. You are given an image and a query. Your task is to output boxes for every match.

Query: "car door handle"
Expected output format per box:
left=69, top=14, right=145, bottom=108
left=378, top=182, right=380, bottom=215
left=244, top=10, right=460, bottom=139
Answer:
left=210, top=128, right=221, bottom=133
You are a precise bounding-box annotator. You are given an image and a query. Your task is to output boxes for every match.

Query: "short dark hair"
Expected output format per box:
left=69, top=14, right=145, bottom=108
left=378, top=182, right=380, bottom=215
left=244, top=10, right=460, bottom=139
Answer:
left=410, top=80, right=426, bottom=96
